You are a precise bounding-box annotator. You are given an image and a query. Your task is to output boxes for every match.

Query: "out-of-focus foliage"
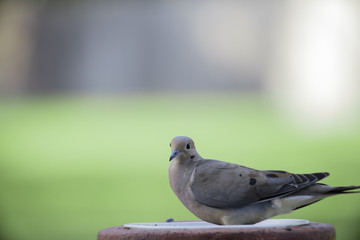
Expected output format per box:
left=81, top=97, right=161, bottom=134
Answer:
left=0, top=94, right=359, bottom=240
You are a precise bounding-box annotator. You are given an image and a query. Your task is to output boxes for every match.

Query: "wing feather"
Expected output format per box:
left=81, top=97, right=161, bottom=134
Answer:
left=189, top=160, right=329, bottom=209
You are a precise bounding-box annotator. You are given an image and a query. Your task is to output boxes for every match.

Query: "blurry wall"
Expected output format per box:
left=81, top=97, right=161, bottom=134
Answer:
left=1, top=1, right=282, bottom=94
left=0, top=1, right=36, bottom=93
left=0, top=0, right=359, bottom=126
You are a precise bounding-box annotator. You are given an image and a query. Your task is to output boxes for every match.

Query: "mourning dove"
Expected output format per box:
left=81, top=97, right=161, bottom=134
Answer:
left=168, top=136, right=360, bottom=225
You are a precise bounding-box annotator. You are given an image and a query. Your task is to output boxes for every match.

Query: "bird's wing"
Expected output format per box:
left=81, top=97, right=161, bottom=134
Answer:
left=189, top=159, right=329, bottom=209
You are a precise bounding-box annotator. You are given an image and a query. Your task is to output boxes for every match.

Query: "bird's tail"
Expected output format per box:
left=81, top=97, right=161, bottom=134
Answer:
left=326, top=185, right=360, bottom=194
left=292, top=185, right=360, bottom=211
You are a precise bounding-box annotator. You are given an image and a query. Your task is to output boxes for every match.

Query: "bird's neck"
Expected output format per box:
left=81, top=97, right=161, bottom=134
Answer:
left=169, top=158, right=195, bottom=194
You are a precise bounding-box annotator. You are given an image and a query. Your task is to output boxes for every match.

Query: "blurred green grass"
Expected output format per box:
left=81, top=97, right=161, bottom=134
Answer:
left=0, top=94, right=359, bottom=240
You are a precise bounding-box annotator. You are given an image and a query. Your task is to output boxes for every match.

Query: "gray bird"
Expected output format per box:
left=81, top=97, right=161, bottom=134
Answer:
left=168, top=136, right=360, bottom=225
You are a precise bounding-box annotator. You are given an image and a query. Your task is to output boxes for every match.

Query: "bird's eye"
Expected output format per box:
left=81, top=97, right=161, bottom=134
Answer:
left=185, top=142, right=191, bottom=150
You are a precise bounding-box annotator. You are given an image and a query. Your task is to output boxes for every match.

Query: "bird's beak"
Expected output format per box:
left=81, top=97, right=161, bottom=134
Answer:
left=169, top=150, right=180, bottom=161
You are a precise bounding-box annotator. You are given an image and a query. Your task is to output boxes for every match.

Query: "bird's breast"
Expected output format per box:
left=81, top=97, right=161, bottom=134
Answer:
left=169, top=160, right=193, bottom=200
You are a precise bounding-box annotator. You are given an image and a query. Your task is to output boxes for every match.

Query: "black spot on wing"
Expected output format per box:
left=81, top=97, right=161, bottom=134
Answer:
left=249, top=178, right=257, bottom=185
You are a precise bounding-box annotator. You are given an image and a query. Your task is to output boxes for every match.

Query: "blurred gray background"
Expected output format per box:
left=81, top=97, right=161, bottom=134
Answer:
left=1, top=1, right=280, bottom=93
left=1, top=1, right=360, bottom=240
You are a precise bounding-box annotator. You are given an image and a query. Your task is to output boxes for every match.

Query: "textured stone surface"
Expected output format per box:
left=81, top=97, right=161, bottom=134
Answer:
left=98, top=222, right=335, bottom=240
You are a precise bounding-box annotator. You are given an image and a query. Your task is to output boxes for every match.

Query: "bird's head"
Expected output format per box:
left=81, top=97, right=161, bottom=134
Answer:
left=169, top=136, right=200, bottom=161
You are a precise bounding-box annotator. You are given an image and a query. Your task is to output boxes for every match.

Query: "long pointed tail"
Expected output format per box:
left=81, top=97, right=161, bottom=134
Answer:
left=327, top=185, right=360, bottom=194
